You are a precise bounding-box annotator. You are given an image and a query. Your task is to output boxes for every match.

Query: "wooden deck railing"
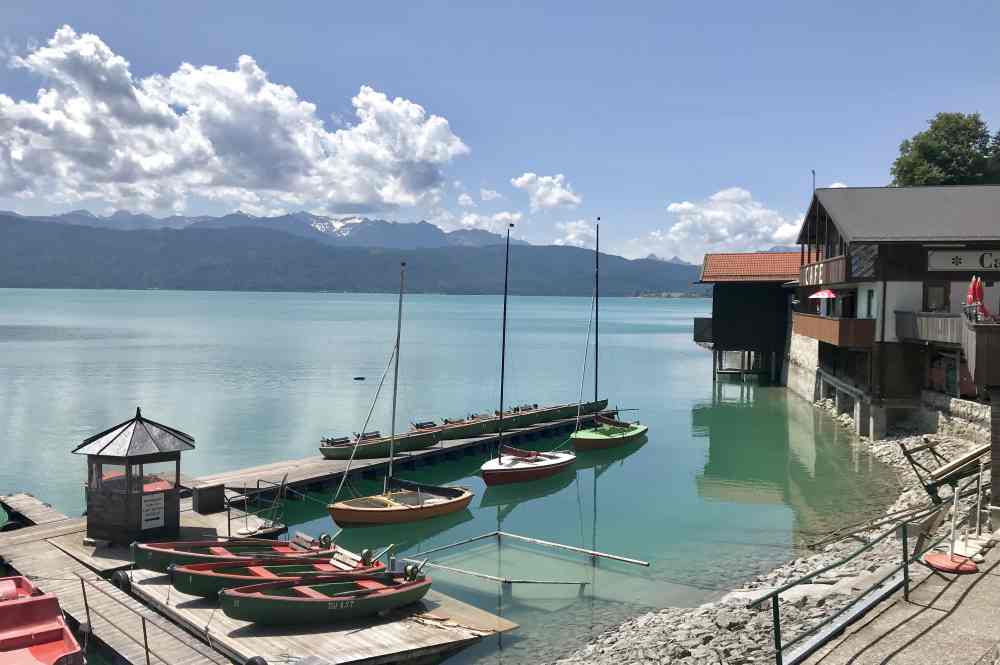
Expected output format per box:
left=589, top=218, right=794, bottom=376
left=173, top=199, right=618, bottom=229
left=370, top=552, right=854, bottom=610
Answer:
left=895, top=310, right=1000, bottom=387
left=895, top=311, right=964, bottom=345
left=792, top=312, right=875, bottom=348
left=800, top=255, right=847, bottom=286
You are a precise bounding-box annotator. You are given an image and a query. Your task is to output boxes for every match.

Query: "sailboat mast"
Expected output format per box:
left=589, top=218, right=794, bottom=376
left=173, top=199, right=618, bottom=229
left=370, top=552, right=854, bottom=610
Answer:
left=594, top=218, right=600, bottom=403
left=387, top=261, right=405, bottom=485
left=497, top=223, right=514, bottom=459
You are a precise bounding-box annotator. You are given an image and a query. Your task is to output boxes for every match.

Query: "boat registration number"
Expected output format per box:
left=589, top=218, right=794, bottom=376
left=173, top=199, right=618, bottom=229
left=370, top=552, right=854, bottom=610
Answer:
left=328, top=600, right=355, bottom=609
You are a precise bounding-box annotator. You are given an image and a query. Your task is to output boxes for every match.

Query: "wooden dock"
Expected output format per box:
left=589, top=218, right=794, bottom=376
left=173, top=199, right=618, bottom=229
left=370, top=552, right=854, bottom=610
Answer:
left=1, top=488, right=517, bottom=665
left=1, top=492, right=73, bottom=525
left=130, top=568, right=514, bottom=665
left=195, top=414, right=595, bottom=492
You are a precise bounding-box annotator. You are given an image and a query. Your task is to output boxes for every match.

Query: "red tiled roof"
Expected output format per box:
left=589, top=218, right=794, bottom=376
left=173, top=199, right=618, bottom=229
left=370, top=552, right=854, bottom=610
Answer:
left=699, top=251, right=801, bottom=283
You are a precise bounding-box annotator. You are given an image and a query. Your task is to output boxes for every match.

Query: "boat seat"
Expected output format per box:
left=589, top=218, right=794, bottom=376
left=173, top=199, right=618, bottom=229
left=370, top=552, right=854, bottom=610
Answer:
left=355, top=580, right=385, bottom=590
left=0, top=623, right=65, bottom=650
left=291, top=586, right=329, bottom=600
left=208, top=547, right=232, bottom=557
left=0, top=580, right=17, bottom=601
left=246, top=566, right=278, bottom=579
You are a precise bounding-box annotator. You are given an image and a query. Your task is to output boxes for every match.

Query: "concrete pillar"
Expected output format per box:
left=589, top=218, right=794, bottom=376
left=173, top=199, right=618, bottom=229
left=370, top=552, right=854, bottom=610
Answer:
left=855, top=399, right=871, bottom=437
left=869, top=404, right=887, bottom=441
left=834, top=388, right=845, bottom=414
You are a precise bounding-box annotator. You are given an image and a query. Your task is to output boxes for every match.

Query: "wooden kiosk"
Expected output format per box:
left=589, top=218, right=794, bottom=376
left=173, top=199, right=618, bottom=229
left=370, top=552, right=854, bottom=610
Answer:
left=72, top=407, right=195, bottom=544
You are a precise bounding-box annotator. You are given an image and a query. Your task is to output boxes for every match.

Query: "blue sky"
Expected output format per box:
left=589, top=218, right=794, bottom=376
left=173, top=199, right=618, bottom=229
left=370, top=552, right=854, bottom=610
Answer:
left=1, top=1, right=998, bottom=260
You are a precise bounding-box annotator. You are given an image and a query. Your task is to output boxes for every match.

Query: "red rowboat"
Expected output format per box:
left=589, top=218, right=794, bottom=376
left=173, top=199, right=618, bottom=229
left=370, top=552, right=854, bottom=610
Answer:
left=480, top=445, right=576, bottom=486
left=0, top=576, right=84, bottom=665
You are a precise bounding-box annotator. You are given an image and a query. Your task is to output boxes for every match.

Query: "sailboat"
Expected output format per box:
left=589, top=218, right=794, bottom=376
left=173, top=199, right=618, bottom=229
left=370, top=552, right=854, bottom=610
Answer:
left=327, top=262, right=474, bottom=526
left=571, top=219, right=649, bottom=451
left=479, top=224, right=577, bottom=486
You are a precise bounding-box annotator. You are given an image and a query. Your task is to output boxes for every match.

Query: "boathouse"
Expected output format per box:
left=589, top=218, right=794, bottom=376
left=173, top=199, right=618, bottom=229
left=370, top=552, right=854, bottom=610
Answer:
left=787, top=185, right=1000, bottom=442
left=694, top=251, right=800, bottom=383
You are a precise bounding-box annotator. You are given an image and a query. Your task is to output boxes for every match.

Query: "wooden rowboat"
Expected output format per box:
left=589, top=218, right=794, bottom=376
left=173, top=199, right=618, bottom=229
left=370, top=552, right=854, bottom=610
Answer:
left=169, top=555, right=386, bottom=597
left=219, top=570, right=432, bottom=625
left=480, top=445, right=576, bottom=486
left=570, top=414, right=649, bottom=451
left=319, top=429, right=438, bottom=460
left=131, top=535, right=341, bottom=573
left=328, top=478, right=473, bottom=527
left=0, top=576, right=84, bottom=665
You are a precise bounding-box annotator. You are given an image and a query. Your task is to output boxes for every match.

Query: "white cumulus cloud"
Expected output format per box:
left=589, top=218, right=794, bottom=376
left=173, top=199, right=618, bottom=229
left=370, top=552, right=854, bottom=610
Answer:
left=552, top=220, right=596, bottom=247
left=457, top=192, right=475, bottom=207
left=458, top=210, right=522, bottom=232
left=619, top=187, right=801, bottom=263
left=828, top=181, right=848, bottom=188
left=0, top=26, right=469, bottom=213
left=510, top=172, right=581, bottom=211
left=480, top=187, right=501, bottom=201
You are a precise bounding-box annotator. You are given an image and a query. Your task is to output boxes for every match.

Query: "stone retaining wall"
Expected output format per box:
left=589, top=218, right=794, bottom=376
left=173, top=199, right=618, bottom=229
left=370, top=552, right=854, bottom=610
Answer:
left=786, top=332, right=819, bottom=403
left=893, top=391, right=993, bottom=445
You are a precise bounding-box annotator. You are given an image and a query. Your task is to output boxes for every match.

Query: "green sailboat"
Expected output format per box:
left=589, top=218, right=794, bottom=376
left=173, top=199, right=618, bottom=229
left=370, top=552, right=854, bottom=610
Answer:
left=570, top=219, right=648, bottom=451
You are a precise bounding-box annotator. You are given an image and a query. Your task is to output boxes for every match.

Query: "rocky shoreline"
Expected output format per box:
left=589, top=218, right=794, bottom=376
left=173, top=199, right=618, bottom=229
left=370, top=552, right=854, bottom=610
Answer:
left=553, top=422, right=985, bottom=665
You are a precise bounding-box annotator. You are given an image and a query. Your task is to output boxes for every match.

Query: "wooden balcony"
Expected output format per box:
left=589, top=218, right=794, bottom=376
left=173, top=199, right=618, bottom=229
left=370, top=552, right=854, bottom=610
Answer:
left=895, top=310, right=1000, bottom=387
left=800, top=255, right=847, bottom=287
left=895, top=311, right=963, bottom=345
left=693, top=317, right=713, bottom=345
left=792, top=312, right=875, bottom=348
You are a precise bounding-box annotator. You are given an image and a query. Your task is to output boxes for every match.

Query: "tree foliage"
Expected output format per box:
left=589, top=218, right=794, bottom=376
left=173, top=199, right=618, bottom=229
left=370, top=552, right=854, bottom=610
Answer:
left=891, top=112, right=1000, bottom=186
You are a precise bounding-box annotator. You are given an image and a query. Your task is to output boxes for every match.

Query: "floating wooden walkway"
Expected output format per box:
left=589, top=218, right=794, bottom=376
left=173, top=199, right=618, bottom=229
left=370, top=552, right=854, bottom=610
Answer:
left=1, top=488, right=517, bottom=665
left=0, top=498, right=225, bottom=665
left=195, top=414, right=596, bottom=492
left=1, top=492, right=72, bottom=525
left=130, top=568, right=514, bottom=665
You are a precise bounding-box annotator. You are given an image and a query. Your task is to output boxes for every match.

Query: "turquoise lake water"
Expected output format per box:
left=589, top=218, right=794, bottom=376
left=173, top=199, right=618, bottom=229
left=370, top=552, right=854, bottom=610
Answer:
left=0, top=289, right=901, bottom=663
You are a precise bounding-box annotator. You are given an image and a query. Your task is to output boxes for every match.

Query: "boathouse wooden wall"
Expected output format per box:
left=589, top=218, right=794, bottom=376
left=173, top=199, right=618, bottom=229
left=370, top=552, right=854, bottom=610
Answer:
left=711, top=283, right=790, bottom=352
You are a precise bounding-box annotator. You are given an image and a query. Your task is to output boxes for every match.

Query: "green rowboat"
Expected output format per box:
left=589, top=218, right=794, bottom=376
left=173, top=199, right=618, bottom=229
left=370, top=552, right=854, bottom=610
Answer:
left=319, top=429, right=438, bottom=460
left=219, top=571, right=432, bottom=624
left=169, top=556, right=385, bottom=598
left=132, top=537, right=341, bottom=573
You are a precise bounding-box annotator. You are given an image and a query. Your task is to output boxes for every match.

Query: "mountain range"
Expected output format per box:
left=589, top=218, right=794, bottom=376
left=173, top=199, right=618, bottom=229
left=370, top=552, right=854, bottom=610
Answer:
left=0, top=212, right=705, bottom=296
left=0, top=209, right=529, bottom=249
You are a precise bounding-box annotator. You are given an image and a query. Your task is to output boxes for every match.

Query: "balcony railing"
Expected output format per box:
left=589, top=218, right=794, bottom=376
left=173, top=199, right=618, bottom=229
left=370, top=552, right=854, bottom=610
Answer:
left=792, top=312, right=875, bottom=348
left=895, top=311, right=963, bottom=345
left=895, top=310, right=1000, bottom=387
left=693, top=317, right=713, bottom=345
left=800, top=255, right=847, bottom=287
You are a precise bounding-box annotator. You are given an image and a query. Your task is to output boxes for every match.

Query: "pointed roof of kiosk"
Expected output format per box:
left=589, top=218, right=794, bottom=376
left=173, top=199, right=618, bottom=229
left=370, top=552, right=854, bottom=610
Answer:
left=72, top=407, right=196, bottom=457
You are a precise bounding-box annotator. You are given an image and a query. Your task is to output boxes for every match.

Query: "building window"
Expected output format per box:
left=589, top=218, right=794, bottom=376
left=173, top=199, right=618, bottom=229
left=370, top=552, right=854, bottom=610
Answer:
left=923, top=281, right=950, bottom=313
left=866, top=290, right=874, bottom=319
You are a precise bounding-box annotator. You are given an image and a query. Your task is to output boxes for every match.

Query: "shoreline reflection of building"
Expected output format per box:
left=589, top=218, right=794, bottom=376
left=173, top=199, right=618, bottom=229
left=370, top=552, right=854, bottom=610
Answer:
left=693, top=384, right=891, bottom=540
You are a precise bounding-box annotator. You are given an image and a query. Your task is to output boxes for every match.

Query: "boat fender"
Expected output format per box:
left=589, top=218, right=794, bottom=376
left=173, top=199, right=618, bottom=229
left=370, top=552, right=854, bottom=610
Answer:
left=246, top=657, right=268, bottom=665
left=318, top=533, right=333, bottom=548
left=112, top=570, right=131, bottom=592
left=360, top=549, right=374, bottom=566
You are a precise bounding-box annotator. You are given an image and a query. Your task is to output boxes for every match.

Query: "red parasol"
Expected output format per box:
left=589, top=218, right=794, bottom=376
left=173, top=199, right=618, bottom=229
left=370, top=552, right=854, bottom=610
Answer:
left=808, top=289, right=837, bottom=299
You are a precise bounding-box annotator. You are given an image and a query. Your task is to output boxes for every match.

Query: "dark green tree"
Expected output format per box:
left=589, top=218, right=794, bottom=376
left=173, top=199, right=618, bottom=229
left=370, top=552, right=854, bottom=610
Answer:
left=891, top=112, right=1000, bottom=186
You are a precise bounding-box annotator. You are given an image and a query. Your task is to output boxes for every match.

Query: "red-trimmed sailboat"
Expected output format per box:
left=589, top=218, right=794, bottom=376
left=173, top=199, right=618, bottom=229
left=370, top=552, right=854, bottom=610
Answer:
left=479, top=223, right=576, bottom=486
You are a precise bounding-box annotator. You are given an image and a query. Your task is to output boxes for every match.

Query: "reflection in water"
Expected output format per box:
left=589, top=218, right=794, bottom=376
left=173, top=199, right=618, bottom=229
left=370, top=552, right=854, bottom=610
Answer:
left=694, top=380, right=900, bottom=545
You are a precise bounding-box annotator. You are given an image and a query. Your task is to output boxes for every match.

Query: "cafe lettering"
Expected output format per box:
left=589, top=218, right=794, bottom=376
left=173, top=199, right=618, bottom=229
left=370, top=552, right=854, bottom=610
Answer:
left=927, top=250, right=1000, bottom=271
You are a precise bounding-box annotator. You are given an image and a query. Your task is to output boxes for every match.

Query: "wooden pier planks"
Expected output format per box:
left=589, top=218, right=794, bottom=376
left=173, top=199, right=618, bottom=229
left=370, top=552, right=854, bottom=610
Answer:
left=0, top=528, right=225, bottom=665
left=1, top=493, right=72, bottom=525
left=129, top=568, right=515, bottom=665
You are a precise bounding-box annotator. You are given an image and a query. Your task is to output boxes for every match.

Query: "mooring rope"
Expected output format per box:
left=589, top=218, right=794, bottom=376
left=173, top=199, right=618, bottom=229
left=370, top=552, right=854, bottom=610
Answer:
left=330, top=345, right=397, bottom=503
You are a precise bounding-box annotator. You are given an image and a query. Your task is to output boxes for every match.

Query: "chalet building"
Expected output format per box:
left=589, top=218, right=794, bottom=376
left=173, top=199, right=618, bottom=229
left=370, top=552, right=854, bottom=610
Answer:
left=694, top=251, right=800, bottom=384
left=788, top=185, right=1000, bottom=438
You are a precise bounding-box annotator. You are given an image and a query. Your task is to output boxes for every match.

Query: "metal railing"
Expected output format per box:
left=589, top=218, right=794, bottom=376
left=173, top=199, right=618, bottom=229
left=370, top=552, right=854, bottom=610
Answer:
left=224, top=479, right=289, bottom=538
left=750, top=501, right=969, bottom=665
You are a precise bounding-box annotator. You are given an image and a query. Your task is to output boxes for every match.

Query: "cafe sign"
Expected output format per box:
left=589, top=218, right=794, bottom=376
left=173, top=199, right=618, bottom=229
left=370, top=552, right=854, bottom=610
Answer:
left=927, top=250, right=1000, bottom=272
